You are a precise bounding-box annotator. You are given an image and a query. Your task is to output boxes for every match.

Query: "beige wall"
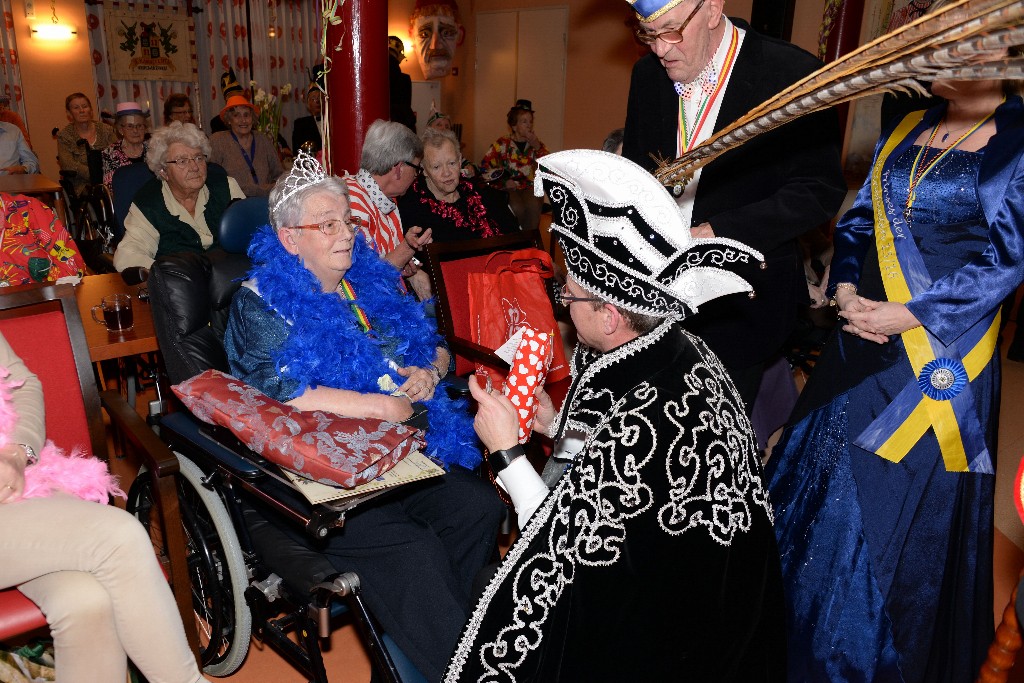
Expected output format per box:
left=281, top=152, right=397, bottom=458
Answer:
left=388, top=0, right=828, bottom=160
left=16, top=0, right=96, bottom=180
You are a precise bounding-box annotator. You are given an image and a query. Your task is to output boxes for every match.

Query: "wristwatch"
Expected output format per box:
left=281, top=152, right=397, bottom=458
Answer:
left=17, top=443, right=39, bottom=466
left=487, top=445, right=526, bottom=475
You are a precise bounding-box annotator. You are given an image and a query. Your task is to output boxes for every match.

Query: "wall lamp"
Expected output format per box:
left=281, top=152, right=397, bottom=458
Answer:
left=31, top=0, right=77, bottom=39
left=32, top=24, right=77, bottom=39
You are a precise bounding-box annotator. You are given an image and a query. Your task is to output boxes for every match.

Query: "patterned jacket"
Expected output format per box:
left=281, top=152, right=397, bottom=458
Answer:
left=480, top=135, right=549, bottom=191
left=445, top=320, right=786, bottom=682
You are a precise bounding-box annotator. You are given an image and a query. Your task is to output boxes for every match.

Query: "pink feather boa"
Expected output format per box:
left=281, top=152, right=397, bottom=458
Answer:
left=0, top=366, right=124, bottom=503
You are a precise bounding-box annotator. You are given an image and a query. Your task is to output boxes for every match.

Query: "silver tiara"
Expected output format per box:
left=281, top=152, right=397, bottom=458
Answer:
left=272, top=150, right=328, bottom=213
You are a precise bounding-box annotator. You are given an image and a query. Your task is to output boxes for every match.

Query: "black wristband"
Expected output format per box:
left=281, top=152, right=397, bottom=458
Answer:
left=487, top=445, right=526, bottom=475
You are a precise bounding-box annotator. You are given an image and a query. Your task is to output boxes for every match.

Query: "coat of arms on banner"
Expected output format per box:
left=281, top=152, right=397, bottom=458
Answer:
left=104, top=7, right=196, bottom=81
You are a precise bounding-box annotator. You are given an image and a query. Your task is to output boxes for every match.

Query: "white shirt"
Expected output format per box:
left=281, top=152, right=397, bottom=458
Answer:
left=675, top=18, right=745, bottom=228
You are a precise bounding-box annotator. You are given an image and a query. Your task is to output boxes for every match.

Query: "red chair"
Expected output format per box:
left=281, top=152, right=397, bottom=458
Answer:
left=0, top=282, right=198, bottom=661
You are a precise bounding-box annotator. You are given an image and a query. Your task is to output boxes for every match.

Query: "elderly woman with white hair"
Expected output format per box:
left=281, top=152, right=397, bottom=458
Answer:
left=224, top=152, right=504, bottom=682
left=113, top=122, right=245, bottom=274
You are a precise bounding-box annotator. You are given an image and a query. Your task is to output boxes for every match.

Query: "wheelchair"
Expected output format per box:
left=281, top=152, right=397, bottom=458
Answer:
left=130, top=201, right=429, bottom=682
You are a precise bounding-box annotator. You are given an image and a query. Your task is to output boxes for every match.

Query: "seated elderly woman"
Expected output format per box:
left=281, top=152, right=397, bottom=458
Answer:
left=0, top=331, right=210, bottom=683
left=113, top=122, right=245, bottom=273
left=101, top=102, right=149, bottom=188
left=397, top=127, right=518, bottom=245
left=0, top=192, right=84, bottom=286
left=224, top=152, right=503, bottom=682
left=57, top=92, right=117, bottom=196
left=209, top=95, right=283, bottom=197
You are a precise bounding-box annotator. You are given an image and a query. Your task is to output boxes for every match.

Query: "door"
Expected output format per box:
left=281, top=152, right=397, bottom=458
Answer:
left=473, top=7, right=568, bottom=163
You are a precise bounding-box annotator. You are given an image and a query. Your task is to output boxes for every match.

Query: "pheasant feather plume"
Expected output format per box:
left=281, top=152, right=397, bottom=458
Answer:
left=655, top=0, right=1024, bottom=188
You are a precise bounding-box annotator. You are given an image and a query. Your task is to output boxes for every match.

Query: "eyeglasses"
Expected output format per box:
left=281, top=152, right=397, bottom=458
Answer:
left=286, top=217, right=363, bottom=236
left=121, top=123, right=146, bottom=131
left=426, top=160, right=462, bottom=173
left=555, top=283, right=604, bottom=308
left=403, top=160, right=423, bottom=173
left=169, top=109, right=193, bottom=117
left=165, top=154, right=208, bottom=168
left=634, top=0, right=706, bottom=45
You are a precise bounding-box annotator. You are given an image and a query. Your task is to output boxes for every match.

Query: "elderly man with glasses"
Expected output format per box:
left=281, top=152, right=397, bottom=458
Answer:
left=113, top=122, right=245, bottom=274
left=345, top=119, right=434, bottom=298
left=623, top=0, right=846, bottom=416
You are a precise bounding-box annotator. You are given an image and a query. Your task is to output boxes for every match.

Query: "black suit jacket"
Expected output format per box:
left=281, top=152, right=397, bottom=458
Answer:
left=623, top=21, right=846, bottom=369
left=291, top=115, right=322, bottom=153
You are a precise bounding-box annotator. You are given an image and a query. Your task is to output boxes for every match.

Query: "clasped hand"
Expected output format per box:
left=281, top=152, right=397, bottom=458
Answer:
left=837, top=293, right=921, bottom=344
left=396, top=365, right=438, bottom=403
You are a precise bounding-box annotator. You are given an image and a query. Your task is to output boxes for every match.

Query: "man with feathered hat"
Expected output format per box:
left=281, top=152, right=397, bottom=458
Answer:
left=622, top=0, right=846, bottom=415
left=444, top=150, right=786, bottom=681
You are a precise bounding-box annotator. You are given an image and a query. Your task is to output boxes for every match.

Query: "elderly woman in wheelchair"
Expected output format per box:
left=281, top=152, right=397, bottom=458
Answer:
left=222, top=151, right=505, bottom=682
left=113, top=122, right=245, bottom=277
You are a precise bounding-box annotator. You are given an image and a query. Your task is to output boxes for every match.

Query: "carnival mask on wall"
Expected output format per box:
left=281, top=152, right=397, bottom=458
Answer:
left=409, top=0, right=464, bottom=80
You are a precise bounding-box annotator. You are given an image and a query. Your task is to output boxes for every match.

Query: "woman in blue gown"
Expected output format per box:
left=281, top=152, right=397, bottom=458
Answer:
left=765, top=76, right=1024, bottom=681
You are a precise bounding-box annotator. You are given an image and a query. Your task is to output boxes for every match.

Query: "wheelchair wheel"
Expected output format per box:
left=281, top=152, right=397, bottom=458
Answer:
left=128, top=454, right=252, bottom=676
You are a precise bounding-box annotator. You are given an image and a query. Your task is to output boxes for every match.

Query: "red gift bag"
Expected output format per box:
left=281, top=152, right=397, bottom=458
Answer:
left=467, top=249, right=569, bottom=388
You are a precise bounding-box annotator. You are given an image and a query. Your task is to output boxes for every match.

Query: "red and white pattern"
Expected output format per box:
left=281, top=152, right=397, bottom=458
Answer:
left=346, top=172, right=403, bottom=257
left=501, top=327, right=553, bottom=444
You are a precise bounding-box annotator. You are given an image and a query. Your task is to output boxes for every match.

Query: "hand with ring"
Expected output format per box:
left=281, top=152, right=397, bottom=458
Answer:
left=396, top=365, right=438, bottom=402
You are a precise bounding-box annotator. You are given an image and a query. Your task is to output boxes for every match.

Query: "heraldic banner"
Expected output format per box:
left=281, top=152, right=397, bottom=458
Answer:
left=104, top=7, right=196, bottom=82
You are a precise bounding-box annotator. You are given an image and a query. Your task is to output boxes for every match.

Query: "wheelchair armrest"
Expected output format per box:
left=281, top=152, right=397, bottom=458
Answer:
left=446, top=337, right=510, bottom=370
left=101, top=390, right=180, bottom=477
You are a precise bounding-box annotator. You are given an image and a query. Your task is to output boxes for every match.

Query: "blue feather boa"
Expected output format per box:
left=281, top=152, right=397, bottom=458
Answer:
left=246, top=224, right=481, bottom=470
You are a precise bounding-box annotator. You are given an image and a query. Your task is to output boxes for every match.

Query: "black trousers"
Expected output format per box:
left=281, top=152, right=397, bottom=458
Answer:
left=308, top=468, right=504, bottom=682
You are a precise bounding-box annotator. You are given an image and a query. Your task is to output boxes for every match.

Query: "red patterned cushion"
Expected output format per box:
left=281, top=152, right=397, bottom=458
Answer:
left=172, top=369, right=425, bottom=488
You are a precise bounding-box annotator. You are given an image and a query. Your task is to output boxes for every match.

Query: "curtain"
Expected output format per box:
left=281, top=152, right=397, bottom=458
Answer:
left=86, top=1, right=198, bottom=127
left=192, top=0, right=252, bottom=129
left=247, top=0, right=322, bottom=148
left=0, top=0, right=26, bottom=124
left=88, top=0, right=320, bottom=141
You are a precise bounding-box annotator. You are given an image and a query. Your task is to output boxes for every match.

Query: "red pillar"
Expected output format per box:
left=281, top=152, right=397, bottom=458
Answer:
left=324, top=0, right=389, bottom=175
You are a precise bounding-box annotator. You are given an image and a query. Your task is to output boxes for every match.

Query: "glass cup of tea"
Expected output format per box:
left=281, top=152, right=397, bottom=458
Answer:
left=91, top=293, right=134, bottom=332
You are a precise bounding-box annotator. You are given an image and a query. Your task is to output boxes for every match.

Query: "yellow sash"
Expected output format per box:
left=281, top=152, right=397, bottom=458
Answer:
left=868, top=113, right=999, bottom=472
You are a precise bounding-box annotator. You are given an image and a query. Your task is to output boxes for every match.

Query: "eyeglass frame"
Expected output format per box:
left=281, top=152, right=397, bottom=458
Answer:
left=634, top=0, right=707, bottom=45
left=403, top=160, right=423, bottom=173
left=164, top=154, right=208, bottom=169
left=555, top=282, right=605, bottom=308
left=284, top=216, right=364, bottom=236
